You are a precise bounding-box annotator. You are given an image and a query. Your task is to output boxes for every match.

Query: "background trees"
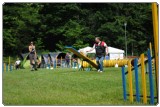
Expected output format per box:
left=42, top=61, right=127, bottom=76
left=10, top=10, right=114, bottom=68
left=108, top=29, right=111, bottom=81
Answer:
left=3, top=3, right=154, bottom=56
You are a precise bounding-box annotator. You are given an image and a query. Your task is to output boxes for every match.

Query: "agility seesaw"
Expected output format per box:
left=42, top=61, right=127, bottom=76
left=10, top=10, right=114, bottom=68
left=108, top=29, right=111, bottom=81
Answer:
left=66, top=46, right=128, bottom=69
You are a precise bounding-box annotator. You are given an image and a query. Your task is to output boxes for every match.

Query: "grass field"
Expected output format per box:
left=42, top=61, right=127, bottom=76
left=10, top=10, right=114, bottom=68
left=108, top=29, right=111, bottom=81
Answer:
left=2, top=68, right=157, bottom=105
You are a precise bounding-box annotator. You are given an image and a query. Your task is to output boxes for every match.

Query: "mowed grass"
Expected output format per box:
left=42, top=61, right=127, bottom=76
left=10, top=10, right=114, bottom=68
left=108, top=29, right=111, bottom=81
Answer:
left=2, top=68, right=156, bottom=105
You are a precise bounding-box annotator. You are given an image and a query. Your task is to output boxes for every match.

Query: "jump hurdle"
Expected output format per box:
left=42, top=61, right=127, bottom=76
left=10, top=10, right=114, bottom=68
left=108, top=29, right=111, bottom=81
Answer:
left=121, top=49, right=157, bottom=104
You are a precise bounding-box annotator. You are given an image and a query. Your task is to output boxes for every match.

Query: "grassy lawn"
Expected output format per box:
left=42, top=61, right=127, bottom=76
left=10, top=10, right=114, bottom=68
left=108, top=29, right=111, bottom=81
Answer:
left=2, top=68, right=157, bottom=105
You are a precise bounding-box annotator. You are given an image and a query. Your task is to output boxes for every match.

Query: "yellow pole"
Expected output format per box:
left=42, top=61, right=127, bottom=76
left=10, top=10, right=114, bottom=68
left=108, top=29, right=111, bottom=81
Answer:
left=149, top=42, right=152, bottom=57
left=9, top=56, right=10, bottom=71
left=4, top=63, right=6, bottom=72
left=141, top=54, right=147, bottom=104
left=152, top=3, right=158, bottom=98
left=128, top=60, right=133, bottom=102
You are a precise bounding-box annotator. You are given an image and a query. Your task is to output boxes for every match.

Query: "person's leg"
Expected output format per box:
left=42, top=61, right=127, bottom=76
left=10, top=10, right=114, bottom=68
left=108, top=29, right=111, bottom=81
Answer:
left=34, top=55, right=38, bottom=70
left=67, top=61, right=69, bottom=68
left=96, top=57, right=100, bottom=71
left=65, top=61, right=68, bottom=68
left=65, top=61, right=67, bottom=67
left=99, top=56, right=105, bottom=72
left=29, top=54, right=33, bottom=70
left=29, top=54, right=35, bottom=71
left=17, top=64, right=20, bottom=69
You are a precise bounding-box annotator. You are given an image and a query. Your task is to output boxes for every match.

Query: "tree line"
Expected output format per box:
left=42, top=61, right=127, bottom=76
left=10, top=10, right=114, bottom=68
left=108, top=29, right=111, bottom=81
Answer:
left=3, top=3, right=154, bottom=56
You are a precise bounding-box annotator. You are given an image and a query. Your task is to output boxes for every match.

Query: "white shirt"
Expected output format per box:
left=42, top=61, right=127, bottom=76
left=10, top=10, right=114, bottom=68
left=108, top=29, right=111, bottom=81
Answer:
left=15, top=60, right=21, bottom=65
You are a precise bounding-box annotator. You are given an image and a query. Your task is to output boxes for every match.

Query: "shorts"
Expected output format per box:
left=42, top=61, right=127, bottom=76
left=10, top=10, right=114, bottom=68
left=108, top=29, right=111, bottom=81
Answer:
left=29, top=53, right=36, bottom=64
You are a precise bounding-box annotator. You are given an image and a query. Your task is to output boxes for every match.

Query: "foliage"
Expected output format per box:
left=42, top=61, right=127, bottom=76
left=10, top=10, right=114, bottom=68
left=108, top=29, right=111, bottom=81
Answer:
left=3, top=3, right=154, bottom=56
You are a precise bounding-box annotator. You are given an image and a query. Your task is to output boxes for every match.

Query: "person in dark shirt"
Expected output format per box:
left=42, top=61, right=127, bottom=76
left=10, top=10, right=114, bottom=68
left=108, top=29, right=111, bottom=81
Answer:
left=87, top=37, right=108, bottom=72
left=28, top=41, right=37, bottom=71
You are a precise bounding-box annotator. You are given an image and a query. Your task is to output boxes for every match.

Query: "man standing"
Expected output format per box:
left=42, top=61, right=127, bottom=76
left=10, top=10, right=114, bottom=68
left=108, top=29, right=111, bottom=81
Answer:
left=87, top=37, right=108, bottom=72
left=29, top=41, right=37, bottom=71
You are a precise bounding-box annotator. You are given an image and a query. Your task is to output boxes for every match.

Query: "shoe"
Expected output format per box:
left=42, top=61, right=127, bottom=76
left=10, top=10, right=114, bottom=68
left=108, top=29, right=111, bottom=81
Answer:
left=98, top=69, right=100, bottom=72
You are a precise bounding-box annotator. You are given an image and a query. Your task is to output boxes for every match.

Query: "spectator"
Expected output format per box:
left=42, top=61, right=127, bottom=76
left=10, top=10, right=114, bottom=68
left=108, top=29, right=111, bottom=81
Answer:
left=28, top=41, right=37, bottom=71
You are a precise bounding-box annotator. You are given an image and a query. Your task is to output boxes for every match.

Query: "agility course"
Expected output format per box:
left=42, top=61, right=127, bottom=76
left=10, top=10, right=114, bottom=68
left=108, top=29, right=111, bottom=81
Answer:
left=65, top=3, right=159, bottom=104
left=2, top=3, right=159, bottom=105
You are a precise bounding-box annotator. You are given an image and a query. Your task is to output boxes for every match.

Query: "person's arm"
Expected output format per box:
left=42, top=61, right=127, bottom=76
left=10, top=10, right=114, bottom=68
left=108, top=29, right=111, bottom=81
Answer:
left=86, top=44, right=95, bottom=52
left=106, top=46, right=108, bottom=55
left=104, top=43, right=108, bottom=55
left=34, top=46, right=37, bottom=57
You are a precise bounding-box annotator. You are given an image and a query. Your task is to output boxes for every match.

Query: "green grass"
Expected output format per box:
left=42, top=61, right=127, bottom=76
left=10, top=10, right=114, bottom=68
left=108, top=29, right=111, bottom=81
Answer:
left=2, top=68, right=157, bottom=105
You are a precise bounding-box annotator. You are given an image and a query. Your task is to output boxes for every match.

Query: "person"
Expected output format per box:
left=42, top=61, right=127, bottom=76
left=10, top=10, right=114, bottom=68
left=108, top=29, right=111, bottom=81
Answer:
left=87, top=37, right=108, bottom=72
left=29, top=41, right=37, bottom=71
left=15, top=58, right=21, bottom=70
left=65, top=53, right=70, bottom=68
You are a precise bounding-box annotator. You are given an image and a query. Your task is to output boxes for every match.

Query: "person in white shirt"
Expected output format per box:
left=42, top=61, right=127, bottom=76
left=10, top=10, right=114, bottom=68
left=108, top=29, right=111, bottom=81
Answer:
left=15, top=58, right=21, bottom=70
left=87, top=37, right=108, bottom=72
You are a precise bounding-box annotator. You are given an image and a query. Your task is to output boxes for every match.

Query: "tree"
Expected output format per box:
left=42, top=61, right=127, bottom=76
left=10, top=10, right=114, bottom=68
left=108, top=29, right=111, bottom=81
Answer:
left=3, top=3, right=154, bottom=56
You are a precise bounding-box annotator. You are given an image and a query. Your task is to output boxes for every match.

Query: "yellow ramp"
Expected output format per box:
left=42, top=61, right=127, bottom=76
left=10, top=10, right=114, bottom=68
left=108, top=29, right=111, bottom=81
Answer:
left=66, top=46, right=98, bottom=69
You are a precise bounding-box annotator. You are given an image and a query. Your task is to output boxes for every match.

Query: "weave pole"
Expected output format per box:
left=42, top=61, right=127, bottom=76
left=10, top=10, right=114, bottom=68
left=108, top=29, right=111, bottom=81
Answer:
left=147, top=49, right=154, bottom=104
left=122, top=66, right=127, bottom=100
left=140, top=54, right=147, bottom=104
left=128, top=60, right=133, bottom=102
left=152, top=3, right=158, bottom=100
left=134, top=58, right=140, bottom=102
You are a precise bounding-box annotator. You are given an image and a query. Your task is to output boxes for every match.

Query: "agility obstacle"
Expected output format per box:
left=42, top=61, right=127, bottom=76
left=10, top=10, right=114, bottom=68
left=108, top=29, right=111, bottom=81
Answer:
left=121, top=3, right=158, bottom=104
left=81, top=59, right=128, bottom=68
left=121, top=49, right=157, bottom=104
left=3, top=63, right=13, bottom=72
